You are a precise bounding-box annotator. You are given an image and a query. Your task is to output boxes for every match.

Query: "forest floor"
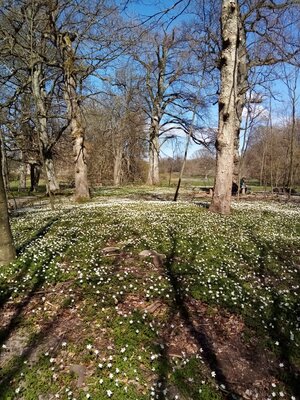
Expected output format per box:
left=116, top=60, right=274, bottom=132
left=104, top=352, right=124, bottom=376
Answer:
left=0, top=188, right=299, bottom=400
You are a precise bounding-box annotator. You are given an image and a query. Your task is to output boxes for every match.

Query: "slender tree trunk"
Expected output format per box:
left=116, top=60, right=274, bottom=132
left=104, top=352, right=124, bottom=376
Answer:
left=168, top=164, right=173, bottom=187
left=260, top=144, right=266, bottom=187
left=287, top=91, right=296, bottom=199
left=147, top=122, right=160, bottom=185
left=232, top=135, right=240, bottom=186
left=0, top=138, right=16, bottom=266
left=1, top=137, right=10, bottom=192
left=19, top=162, right=27, bottom=191
left=174, top=107, right=196, bottom=201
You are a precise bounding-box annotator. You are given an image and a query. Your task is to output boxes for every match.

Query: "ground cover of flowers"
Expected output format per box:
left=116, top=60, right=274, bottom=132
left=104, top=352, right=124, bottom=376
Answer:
left=0, top=198, right=299, bottom=400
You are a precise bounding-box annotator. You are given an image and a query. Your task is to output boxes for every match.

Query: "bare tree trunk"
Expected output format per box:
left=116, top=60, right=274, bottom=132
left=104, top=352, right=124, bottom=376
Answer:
left=147, top=123, right=160, bottom=185
left=233, top=135, right=240, bottom=186
left=114, top=149, right=123, bottom=186
left=19, top=162, right=27, bottom=191
left=287, top=73, right=297, bottom=199
left=72, top=132, right=90, bottom=200
left=32, top=64, right=59, bottom=193
left=174, top=107, right=196, bottom=201
left=210, top=0, right=242, bottom=214
left=61, top=35, right=90, bottom=201
left=0, top=138, right=16, bottom=266
left=1, top=139, right=9, bottom=192
left=29, top=162, right=41, bottom=192
left=260, top=144, right=266, bottom=187
left=45, top=155, right=59, bottom=192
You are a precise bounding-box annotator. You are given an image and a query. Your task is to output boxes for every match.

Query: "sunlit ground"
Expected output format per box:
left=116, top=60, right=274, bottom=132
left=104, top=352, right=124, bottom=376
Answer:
left=0, top=195, right=299, bottom=399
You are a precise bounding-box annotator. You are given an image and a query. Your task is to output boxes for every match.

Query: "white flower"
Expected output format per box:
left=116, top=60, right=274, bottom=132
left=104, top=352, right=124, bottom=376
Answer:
left=211, top=371, right=216, bottom=378
left=86, top=344, right=92, bottom=350
left=106, top=389, right=113, bottom=397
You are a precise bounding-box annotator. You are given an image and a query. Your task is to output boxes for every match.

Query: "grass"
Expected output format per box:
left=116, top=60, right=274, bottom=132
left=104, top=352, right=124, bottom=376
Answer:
left=0, top=192, right=299, bottom=399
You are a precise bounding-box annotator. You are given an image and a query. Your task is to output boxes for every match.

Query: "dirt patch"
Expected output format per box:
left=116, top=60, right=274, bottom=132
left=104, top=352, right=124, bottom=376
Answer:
left=116, top=294, right=169, bottom=319
left=161, top=312, right=199, bottom=359
left=179, top=299, right=279, bottom=399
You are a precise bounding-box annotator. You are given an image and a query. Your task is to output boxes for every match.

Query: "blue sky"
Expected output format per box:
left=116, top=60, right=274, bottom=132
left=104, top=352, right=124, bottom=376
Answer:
left=125, top=0, right=191, bottom=25
left=122, top=1, right=300, bottom=159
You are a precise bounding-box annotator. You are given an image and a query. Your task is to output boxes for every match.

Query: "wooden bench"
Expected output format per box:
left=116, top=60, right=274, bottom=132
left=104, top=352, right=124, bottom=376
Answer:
left=192, top=186, right=214, bottom=197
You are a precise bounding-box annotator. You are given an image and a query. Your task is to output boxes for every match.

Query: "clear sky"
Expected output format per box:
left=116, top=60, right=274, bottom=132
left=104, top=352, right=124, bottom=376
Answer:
left=125, top=0, right=191, bottom=26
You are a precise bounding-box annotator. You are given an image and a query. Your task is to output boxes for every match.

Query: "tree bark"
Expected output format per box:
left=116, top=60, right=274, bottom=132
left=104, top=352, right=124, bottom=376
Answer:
left=18, top=161, right=27, bottom=191
left=210, top=0, right=247, bottom=215
left=0, top=138, right=16, bottom=266
left=1, top=139, right=9, bottom=192
left=29, top=162, right=41, bottom=192
left=32, top=64, right=59, bottom=193
left=61, top=35, right=90, bottom=201
left=147, top=122, right=160, bottom=185
left=113, top=148, right=123, bottom=186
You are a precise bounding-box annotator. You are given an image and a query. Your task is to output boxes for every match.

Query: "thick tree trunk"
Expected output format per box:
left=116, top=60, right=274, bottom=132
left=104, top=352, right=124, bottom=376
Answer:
left=0, top=140, right=16, bottom=266
left=29, top=162, right=41, bottom=192
left=72, top=132, right=90, bottom=201
left=32, top=64, right=59, bottom=193
left=210, top=0, right=247, bottom=215
left=114, top=149, right=123, bottom=186
left=62, top=36, right=90, bottom=201
left=147, top=123, right=160, bottom=185
left=45, top=155, right=59, bottom=193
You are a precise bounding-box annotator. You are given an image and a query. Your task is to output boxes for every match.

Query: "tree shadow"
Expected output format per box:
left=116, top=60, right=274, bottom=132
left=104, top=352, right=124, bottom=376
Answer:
left=0, top=302, right=68, bottom=395
left=155, top=230, right=241, bottom=400
left=16, top=216, right=58, bottom=255
left=0, top=259, right=33, bottom=311
left=0, top=216, right=59, bottom=311
left=0, top=266, right=46, bottom=350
